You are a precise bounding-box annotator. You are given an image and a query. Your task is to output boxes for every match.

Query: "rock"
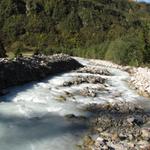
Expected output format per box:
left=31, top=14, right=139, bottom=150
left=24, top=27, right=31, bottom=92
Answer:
left=82, top=101, right=150, bottom=150
left=111, top=133, right=119, bottom=141
left=128, top=134, right=134, bottom=141
left=141, top=127, right=150, bottom=139
left=65, top=114, right=76, bottom=119
left=95, top=127, right=104, bottom=133
left=0, top=54, right=83, bottom=93
left=127, top=117, right=134, bottom=125
left=65, top=114, right=87, bottom=121
left=55, top=95, right=67, bottom=102
left=127, top=116, right=143, bottom=126
left=119, top=133, right=127, bottom=141
left=129, top=67, right=150, bottom=97
left=64, top=91, right=73, bottom=97
left=128, top=142, right=135, bottom=148
left=138, top=140, right=150, bottom=149
left=95, top=137, right=115, bottom=150
left=83, top=136, right=95, bottom=149
left=102, top=145, right=109, bottom=149
left=80, top=87, right=97, bottom=97
left=63, top=75, right=105, bottom=87
left=77, top=66, right=111, bottom=76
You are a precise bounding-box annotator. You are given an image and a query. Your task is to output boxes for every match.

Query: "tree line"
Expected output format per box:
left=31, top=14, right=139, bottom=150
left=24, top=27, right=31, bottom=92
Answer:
left=0, top=0, right=150, bottom=66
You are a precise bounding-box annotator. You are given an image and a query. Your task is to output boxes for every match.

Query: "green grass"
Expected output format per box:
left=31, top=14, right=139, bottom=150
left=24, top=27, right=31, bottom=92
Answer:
left=7, top=51, right=33, bottom=59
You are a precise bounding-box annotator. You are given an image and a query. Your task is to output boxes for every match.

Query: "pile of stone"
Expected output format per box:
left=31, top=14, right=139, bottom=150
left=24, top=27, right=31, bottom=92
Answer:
left=79, top=85, right=107, bottom=98
left=129, top=67, right=150, bottom=97
left=81, top=102, right=150, bottom=150
left=76, top=66, right=111, bottom=76
left=63, top=75, right=105, bottom=87
left=90, top=59, right=123, bottom=70
left=0, top=54, right=83, bottom=95
left=80, top=87, right=97, bottom=97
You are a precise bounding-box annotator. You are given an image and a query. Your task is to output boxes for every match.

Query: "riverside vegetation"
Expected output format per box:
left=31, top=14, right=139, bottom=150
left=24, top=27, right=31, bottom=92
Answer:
left=0, top=0, right=150, bottom=66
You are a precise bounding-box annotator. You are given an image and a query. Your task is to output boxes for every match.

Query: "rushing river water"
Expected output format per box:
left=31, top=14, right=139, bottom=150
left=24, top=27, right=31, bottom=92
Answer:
left=0, top=58, right=150, bottom=150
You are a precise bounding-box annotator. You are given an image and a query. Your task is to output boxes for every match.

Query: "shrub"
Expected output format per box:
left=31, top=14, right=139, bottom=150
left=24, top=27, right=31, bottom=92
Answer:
left=105, top=33, right=145, bottom=66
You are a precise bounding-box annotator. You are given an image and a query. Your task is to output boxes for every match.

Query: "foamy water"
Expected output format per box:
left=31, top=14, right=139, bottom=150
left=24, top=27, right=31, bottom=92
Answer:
left=0, top=58, right=150, bottom=150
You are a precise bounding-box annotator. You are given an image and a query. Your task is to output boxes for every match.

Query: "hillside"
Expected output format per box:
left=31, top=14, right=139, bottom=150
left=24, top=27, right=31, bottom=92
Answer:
left=0, top=0, right=150, bottom=66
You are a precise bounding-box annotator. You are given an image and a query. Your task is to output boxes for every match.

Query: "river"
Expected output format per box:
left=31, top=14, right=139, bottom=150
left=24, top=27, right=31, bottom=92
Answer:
left=0, top=58, right=149, bottom=150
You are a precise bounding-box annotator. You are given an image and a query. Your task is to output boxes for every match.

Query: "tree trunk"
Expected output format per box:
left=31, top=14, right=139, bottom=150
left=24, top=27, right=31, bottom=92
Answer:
left=0, top=41, right=6, bottom=58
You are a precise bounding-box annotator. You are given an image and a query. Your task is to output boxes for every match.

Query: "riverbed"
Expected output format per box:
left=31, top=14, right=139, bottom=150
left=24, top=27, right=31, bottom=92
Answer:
left=0, top=57, right=150, bottom=150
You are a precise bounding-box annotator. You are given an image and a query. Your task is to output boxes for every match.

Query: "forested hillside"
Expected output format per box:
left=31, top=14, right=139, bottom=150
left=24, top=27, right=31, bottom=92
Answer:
left=0, top=0, right=150, bottom=66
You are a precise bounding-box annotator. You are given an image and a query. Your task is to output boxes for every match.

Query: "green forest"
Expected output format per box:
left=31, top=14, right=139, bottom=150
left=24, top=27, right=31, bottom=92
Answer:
left=0, top=0, right=150, bottom=66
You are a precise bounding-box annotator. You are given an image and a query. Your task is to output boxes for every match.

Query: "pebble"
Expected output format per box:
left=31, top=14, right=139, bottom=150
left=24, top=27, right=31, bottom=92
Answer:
left=82, top=102, right=150, bottom=149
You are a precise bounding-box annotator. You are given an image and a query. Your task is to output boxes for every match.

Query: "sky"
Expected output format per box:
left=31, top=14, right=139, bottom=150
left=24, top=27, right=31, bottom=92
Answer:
left=138, top=0, right=150, bottom=3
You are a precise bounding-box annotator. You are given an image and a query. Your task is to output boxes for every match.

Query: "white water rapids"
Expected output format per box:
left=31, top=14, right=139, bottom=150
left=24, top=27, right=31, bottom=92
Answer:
left=0, top=58, right=150, bottom=150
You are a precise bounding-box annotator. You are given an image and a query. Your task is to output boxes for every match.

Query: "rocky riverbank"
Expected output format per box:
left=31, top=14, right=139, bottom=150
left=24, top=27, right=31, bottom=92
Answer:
left=0, top=56, right=150, bottom=149
left=81, top=102, right=150, bottom=150
left=0, top=54, right=83, bottom=95
left=129, top=67, right=150, bottom=98
left=89, top=59, right=150, bottom=98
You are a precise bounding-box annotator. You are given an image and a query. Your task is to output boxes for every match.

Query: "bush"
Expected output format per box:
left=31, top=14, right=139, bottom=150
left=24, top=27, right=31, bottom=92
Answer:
left=14, top=47, right=22, bottom=57
left=0, top=0, right=150, bottom=66
left=0, top=41, right=6, bottom=57
left=105, top=33, right=145, bottom=66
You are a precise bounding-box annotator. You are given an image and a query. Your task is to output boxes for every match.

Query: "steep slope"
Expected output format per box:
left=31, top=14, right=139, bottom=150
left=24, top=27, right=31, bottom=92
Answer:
left=0, top=0, right=150, bottom=65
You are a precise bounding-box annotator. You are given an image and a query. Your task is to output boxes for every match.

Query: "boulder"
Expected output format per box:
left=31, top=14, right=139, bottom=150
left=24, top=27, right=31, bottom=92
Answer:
left=141, top=127, right=150, bottom=140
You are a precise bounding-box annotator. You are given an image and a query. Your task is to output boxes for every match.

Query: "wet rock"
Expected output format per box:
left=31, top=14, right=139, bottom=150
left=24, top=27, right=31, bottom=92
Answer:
left=65, top=114, right=76, bottom=119
left=64, top=91, right=73, bottom=97
left=55, top=95, right=67, bottom=102
left=123, top=66, right=132, bottom=73
left=80, top=87, right=97, bottom=97
left=65, top=114, right=87, bottom=121
left=63, top=75, right=105, bottom=87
